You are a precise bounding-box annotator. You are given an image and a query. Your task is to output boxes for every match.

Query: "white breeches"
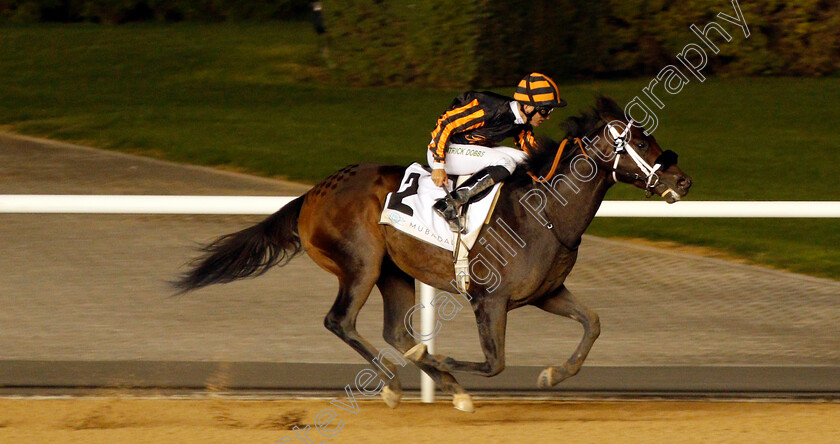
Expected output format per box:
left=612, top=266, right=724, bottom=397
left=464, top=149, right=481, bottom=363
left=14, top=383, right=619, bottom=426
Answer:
left=427, top=144, right=528, bottom=176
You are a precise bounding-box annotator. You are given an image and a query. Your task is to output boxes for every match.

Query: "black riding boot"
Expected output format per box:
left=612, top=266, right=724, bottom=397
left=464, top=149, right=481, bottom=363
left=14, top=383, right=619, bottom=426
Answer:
left=433, top=166, right=510, bottom=232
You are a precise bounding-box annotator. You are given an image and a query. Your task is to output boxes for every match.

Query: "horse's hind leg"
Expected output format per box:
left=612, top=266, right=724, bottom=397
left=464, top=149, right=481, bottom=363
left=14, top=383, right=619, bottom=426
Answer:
left=377, top=258, right=471, bottom=409
left=300, top=165, right=419, bottom=407
left=321, top=258, right=407, bottom=406
left=533, top=285, right=600, bottom=388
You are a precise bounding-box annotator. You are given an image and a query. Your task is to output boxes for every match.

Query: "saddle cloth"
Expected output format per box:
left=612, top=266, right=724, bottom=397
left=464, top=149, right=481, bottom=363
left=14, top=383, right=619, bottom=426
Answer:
left=379, top=163, right=502, bottom=252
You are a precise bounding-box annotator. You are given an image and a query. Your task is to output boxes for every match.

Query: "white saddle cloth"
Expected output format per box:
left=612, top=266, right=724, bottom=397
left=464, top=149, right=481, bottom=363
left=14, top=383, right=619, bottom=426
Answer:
left=379, top=163, right=502, bottom=252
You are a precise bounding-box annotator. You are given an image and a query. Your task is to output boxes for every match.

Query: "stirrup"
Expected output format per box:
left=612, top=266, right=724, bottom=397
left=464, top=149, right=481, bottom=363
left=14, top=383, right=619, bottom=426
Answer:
left=452, top=214, right=467, bottom=234
left=433, top=198, right=463, bottom=232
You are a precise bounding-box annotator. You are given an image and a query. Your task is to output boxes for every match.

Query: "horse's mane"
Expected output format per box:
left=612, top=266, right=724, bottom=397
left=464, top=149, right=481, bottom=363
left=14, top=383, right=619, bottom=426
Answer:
left=561, top=95, right=625, bottom=140
left=512, top=95, right=625, bottom=184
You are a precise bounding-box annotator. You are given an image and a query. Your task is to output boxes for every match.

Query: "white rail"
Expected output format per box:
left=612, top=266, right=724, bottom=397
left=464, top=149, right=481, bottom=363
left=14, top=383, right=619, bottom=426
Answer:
left=3, top=195, right=840, bottom=217
left=419, top=284, right=436, bottom=403
left=595, top=200, right=840, bottom=218
left=3, top=194, right=838, bottom=403
left=0, top=195, right=296, bottom=214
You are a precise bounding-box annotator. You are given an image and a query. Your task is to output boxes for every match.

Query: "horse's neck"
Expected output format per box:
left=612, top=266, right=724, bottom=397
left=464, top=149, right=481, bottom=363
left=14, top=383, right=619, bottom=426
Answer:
left=540, top=160, right=612, bottom=249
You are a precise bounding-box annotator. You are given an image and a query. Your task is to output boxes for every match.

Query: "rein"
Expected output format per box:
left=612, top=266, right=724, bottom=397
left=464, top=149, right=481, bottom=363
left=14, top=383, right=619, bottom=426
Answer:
left=527, top=137, right=588, bottom=183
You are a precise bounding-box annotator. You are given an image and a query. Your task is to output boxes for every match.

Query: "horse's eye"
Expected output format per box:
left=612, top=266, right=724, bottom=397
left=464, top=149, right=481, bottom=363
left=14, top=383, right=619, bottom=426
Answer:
left=635, top=141, right=648, bottom=150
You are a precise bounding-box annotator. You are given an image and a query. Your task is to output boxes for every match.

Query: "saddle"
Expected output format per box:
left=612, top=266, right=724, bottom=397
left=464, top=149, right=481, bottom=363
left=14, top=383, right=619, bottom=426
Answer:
left=379, top=163, right=504, bottom=291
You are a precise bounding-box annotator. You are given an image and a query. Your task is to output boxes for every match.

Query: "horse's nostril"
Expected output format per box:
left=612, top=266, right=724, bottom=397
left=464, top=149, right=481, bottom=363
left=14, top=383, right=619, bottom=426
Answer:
left=678, top=177, right=691, bottom=189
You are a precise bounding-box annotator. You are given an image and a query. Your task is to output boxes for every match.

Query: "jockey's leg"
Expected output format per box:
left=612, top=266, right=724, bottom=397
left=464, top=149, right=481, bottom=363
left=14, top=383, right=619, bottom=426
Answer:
left=428, top=145, right=526, bottom=230
left=426, top=144, right=527, bottom=176
left=451, top=165, right=509, bottom=201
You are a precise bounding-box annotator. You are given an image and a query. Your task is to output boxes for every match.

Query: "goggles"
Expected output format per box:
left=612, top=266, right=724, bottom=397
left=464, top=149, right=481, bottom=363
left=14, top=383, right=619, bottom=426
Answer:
left=535, top=106, right=553, bottom=117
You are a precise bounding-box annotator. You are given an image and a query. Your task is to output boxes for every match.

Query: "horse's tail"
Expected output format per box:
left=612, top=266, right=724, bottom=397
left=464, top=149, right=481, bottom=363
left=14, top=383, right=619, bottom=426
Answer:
left=172, top=195, right=306, bottom=294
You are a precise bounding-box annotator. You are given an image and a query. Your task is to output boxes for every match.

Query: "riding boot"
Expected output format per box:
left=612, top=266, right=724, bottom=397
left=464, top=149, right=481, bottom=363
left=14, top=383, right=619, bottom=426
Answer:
left=434, top=166, right=510, bottom=232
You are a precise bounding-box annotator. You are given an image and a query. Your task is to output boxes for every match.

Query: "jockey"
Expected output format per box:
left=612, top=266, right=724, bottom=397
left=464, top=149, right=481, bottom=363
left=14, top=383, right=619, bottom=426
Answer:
left=428, top=72, right=567, bottom=231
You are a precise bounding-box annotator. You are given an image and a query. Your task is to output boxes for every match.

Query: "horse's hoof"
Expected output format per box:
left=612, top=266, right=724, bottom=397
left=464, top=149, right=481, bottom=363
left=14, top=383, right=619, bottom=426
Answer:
left=537, top=367, right=556, bottom=389
left=452, top=394, right=475, bottom=413
left=403, top=343, right=427, bottom=361
left=380, top=386, right=402, bottom=409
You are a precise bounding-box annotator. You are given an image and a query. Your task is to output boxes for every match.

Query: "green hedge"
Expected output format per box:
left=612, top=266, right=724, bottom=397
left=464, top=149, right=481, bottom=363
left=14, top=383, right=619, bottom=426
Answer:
left=324, top=0, right=483, bottom=88
left=326, top=0, right=840, bottom=88
left=0, top=0, right=311, bottom=23
left=4, top=1, right=837, bottom=80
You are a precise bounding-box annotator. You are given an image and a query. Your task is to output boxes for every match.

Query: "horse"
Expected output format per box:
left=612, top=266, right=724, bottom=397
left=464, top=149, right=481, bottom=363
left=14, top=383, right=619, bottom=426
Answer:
left=174, top=96, right=692, bottom=412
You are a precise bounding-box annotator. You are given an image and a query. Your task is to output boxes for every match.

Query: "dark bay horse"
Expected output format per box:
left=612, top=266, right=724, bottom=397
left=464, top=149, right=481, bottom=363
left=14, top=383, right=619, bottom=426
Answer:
left=174, top=97, right=692, bottom=412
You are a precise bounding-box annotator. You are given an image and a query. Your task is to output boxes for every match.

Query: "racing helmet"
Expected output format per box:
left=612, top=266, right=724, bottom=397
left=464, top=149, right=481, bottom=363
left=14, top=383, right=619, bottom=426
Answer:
left=514, top=73, right=567, bottom=108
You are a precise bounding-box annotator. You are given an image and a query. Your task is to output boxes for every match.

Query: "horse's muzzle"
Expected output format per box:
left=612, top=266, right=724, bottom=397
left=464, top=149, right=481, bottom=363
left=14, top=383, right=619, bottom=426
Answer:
left=659, top=175, right=691, bottom=204
left=661, top=188, right=681, bottom=203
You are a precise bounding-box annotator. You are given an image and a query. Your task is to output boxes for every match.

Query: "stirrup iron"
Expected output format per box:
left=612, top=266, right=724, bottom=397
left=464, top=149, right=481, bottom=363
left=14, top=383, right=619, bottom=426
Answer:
left=433, top=196, right=464, bottom=233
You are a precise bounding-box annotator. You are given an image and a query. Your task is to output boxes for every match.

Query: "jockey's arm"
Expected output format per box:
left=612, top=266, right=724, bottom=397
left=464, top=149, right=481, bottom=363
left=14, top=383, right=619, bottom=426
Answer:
left=428, top=98, right=487, bottom=178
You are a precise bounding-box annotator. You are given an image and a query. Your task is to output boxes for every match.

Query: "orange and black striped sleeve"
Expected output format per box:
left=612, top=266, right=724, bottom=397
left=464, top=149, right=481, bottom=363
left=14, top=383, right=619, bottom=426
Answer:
left=427, top=99, right=487, bottom=163
left=515, top=128, right=537, bottom=154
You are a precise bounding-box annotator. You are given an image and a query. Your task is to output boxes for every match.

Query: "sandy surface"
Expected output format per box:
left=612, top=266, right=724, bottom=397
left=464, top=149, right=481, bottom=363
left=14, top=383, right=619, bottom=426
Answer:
left=0, top=397, right=838, bottom=443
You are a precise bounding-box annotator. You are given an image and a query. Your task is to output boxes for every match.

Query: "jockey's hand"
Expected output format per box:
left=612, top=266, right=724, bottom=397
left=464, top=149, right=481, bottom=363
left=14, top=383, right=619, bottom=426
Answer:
left=431, top=168, right=448, bottom=188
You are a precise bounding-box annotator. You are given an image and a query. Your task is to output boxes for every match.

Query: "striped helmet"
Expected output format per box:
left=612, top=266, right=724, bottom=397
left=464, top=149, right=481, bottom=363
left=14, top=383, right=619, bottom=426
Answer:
left=514, top=73, right=567, bottom=108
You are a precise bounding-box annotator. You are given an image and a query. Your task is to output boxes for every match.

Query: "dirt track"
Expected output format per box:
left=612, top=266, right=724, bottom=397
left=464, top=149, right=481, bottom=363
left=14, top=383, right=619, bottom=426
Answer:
left=1, top=398, right=838, bottom=443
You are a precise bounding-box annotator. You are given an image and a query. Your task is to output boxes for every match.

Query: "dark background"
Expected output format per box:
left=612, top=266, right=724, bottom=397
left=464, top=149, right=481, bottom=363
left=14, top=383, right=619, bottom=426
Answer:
left=2, top=0, right=838, bottom=86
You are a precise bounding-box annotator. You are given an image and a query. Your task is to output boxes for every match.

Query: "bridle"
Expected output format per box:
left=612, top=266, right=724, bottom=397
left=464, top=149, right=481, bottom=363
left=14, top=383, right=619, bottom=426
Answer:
left=526, top=118, right=677, bottom=193
left=526, top=118, right=680, bottom=245
left=606, top=119, right=678, bottom=197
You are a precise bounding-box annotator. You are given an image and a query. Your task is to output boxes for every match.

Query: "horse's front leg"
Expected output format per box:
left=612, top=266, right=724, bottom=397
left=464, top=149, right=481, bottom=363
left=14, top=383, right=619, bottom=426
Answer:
left=404, top=296, right=508, bottom=378
left=532, top=285, right=600, bottom=388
